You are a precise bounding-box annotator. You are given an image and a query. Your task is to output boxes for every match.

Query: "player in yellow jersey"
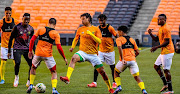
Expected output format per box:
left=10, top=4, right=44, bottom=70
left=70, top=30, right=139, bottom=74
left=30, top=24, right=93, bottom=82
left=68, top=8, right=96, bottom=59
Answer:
left=88, top=14, right=118, bottom=88
left=114, top=26, right=147, bottom=94
left=148, top=14, right=174, bottom=94
left=60, top=13, right=114, bottom=93
left=0, top=7, right=18, bottom=84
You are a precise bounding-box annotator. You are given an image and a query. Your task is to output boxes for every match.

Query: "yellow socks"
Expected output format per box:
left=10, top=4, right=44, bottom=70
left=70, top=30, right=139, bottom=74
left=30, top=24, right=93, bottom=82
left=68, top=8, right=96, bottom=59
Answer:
left=0, top=60, right=7, bottom=80
left=52, top=79, right=57, bottom=88
left=66, top=67, right=74, bottom=79
left=115, top=77, right=121, bottom=86
left=138, top=82, right=145, bottom=90
left=13, top=60, right=15, bottom=66
left=104, top=80, right=112, bottom=90
left=30, top=74, right=36, bottom=85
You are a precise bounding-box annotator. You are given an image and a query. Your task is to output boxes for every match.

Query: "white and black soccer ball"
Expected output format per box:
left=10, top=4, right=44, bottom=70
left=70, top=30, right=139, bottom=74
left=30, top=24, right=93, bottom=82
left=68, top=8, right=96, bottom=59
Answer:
left=35, top=83, right=46, bottom=93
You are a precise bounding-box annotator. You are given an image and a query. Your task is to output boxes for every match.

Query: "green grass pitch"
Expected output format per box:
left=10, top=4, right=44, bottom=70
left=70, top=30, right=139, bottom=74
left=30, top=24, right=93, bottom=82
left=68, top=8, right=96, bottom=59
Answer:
left=0, top=46, right=180, bottom=94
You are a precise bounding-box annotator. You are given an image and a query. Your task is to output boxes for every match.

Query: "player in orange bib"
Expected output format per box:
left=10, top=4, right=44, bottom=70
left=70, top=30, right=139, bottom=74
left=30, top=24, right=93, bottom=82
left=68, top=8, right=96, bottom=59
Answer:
left=148, top=14, right=174, bottom=93
left=0, top=7, right=18, bottom=84
left=26, top=18, right=68, bottom=94
left=114, top=26, right=147, bottom=94
left=87, top=14, right=118, bottom=88
left=60, top=13, right=114, bottom=93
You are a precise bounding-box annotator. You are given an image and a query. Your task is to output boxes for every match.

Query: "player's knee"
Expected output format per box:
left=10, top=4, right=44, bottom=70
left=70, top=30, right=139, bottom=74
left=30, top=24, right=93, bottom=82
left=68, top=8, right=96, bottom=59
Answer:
left=154, top=65, right=160, bottom=70
left=49, top=65, right=56, bottom=73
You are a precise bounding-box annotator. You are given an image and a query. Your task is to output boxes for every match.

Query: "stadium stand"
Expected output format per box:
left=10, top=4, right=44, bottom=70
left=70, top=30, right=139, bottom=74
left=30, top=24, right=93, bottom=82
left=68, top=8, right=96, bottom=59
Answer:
left=92, top=0, right=144, bottom=29
left=0, top=0, right=13, bottom=19
left=145, top=0, right=180, bottom=35
left=10, top=0, right=109, bottom=33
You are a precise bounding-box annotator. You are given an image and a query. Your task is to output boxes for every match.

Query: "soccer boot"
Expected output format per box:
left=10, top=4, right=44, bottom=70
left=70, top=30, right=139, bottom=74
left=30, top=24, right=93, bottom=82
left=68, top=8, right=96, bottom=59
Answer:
left=160, top=85, right=168, bottom=92
left=13, top=76, right=19, bottom=87
left=161, top=91, right=174, bottom=94
left=109, top=88, right=114, bottom=94
left=87, top=82, right=97, bottom=87
left=60, top=76, right=70, bottom=84
left=26, top=80, right=30, bottom=87
left=142, top=89, right=148, bottom=94
left=27, top=84, right=33, bottom=93
left=52, top=88, right=60, bottom=94
left=0, top=80, right=5, bottom=84
left=112, top=82, right=117, bottom=88
left=113, top=85, right=122, bottom=94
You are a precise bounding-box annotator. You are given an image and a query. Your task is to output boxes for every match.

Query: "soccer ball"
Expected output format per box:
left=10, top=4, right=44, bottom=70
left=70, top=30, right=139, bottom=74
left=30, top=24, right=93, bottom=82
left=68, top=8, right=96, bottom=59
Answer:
left=35, top=83, right=46, bottom=93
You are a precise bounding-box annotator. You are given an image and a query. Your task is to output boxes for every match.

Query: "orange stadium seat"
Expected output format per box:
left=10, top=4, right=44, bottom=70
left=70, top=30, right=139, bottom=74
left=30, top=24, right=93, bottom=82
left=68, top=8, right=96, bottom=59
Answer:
left=146, top=0, right=180, bottom=35
left=10, top=0, right=109, bottom=34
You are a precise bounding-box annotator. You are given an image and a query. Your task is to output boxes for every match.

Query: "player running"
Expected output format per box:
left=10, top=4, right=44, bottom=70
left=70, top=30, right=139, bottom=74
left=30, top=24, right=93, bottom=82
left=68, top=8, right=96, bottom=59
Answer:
left=0, top=7, right=18, bottom=84
left=114, top=26, right=147, bottom=94
left=60, top=13, right=114, bottom=93
left=26, top=18, right=68, bottom=94
left=88, top=14, right=118, bottom=88
left=148, top=14, right=174, bottom=94
left=8, top=13, right=34, bottom=87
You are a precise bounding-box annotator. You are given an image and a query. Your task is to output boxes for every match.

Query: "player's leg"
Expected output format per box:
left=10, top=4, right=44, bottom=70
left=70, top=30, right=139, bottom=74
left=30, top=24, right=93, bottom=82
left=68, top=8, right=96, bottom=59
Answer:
left=60, top=51, right=83, bottom=84
left=88, top=51, right=104, bottom=87
left=154, top=54, right=168, bottom=92
left=27, top=55, right=41, bottom=93
left=161, top=53, right=174, bottom=93
left=114, top=61, right=126, bottom=94
left=105, top=51, right=116, bottom=88
left=13, top=49, right=22, bottom=87
left=130, top=61, right=147, bottom=94
left=23, top=50, right=32, bottom=87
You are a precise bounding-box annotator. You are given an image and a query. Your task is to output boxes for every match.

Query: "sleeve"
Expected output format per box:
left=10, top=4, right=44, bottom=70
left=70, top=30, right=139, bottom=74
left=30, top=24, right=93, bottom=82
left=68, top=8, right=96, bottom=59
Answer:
left=0, top=20, right=3, bottom=32
left=54, top=31, right=61, bottom=44
left=116, top=38, right=122, bottom=46
left=71, top=28, right=80, bottom=48
left=132, top=38, right=138, bottom=50
left=95, top=27, right=102, bottom=39
left=163, top=28, right=171, bottom=39
left=30, top=27, right=34, bottom=37
left=34, top=28, right=40, bottom=37
left=109, top=26, right=117, bottom=36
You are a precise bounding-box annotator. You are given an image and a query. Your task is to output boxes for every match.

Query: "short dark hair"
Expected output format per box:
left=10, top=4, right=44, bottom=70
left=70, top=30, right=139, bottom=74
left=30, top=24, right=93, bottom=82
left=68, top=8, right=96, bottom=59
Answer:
left=117, top=26, right=128, bottom=34
left=158, top=14, right=167, bottom=19
left=23, top=13, right=30, bottom=17
left=80, top=13, right=92, bottom=24
left=5, top=7, right=12, bottom=11
left=98, top=14, right=107, bottom=20
left=49, top=18, right=56, bottom=25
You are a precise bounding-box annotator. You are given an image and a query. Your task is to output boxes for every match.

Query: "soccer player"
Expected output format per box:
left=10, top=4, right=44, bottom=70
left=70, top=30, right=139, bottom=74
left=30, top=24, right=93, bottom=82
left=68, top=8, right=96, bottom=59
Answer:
left=88, top=14, right=118, bottom=88
left=0, top=7, right=18, bottom=84
left=60, top=13, right=114, bottom=93
left=114, top=26, right=147, bottom=94
left=8, top=13, right=34, bottom=87
left=26, top=18, right=68, bottom=94
left=148, top=14, right=174, bottom=93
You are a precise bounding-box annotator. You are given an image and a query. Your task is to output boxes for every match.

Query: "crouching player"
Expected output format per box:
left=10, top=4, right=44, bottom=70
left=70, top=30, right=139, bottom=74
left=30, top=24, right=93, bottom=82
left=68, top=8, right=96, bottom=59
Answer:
left=26, top=18, right=68, bottom=94
left=113, top=26, right=147, bottom=94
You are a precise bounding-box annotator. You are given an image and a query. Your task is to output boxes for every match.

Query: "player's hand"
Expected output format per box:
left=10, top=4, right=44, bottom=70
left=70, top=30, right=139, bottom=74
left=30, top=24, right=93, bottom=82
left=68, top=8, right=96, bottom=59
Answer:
left=64, top=58, right=68, bottom=65
left=28, top=51, right=34, bottom=59
left=7, top=53, right=11, bottom=59
left=122, top=59, right=127, bottom=65
left=148, top=29, right=153, bottom=34
left=150, top=46, right=158, bottom=52
left=86, top=30, right=92, bottom=35
left=69, top=48, right=74, bottom=52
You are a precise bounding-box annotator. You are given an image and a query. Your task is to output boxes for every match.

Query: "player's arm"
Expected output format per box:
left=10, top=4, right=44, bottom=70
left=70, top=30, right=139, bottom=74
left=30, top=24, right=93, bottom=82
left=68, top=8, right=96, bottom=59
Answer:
left=28, top=35, right=37, bottom=59
left=117, top=46, right=126, bottom=64
left=109, top=26, right=118, bottom=38
left=148, top=29, right=158, bottom=41
left=0, top=20, right=3, bottom=31
left=30, top=28, right=36, bottom=52
left=151, top=38, right=169, bottom=52
left=87, top=30, right=101, bottom=44
left=70, top=29, right=80, bottom=52
left=8, top=26, right=17, bottom=52
left=133, top=39, right=139, bottom=57
left=55, top=33, right=68, bottom=65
